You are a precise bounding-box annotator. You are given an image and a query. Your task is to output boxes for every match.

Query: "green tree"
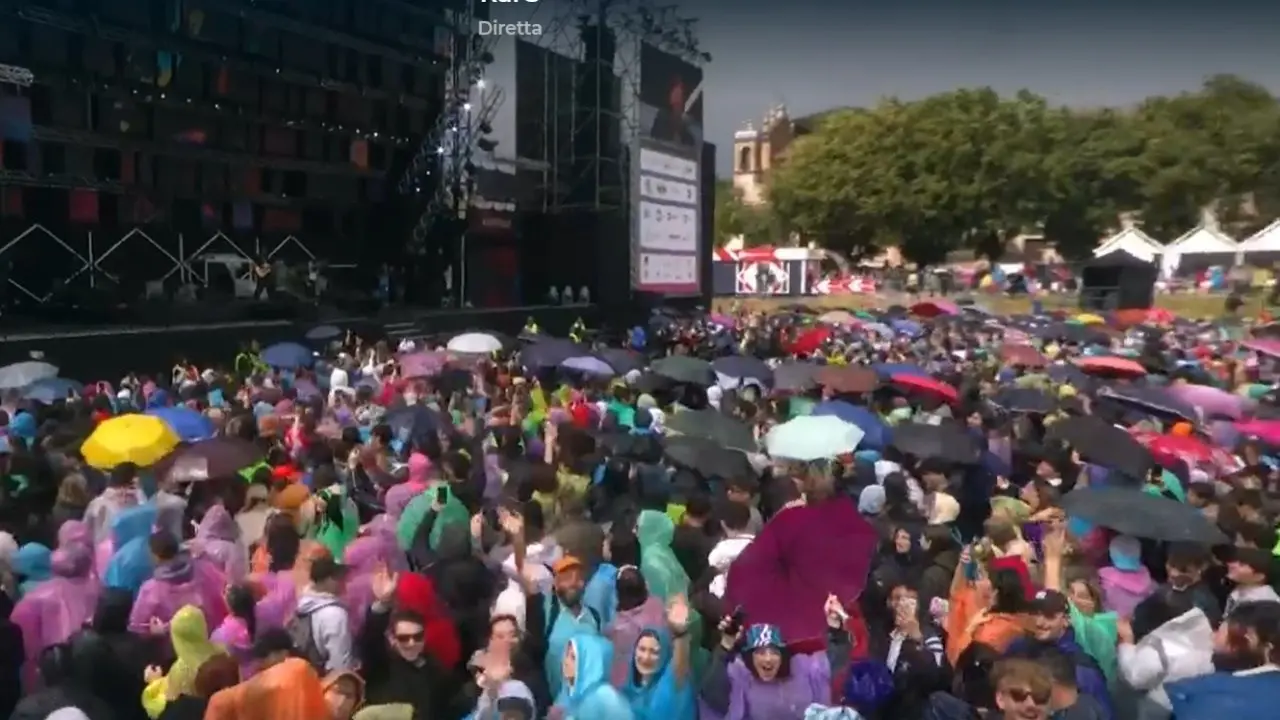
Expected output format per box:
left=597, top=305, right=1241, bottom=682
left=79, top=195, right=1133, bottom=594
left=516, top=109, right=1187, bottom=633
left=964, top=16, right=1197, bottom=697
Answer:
left=713, top=179, right=776, bottom=247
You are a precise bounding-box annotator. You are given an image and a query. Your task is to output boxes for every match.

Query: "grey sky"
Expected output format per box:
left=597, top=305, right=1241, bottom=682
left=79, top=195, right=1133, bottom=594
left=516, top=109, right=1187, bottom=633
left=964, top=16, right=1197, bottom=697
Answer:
left=485, top=0, right=1280, bottom=176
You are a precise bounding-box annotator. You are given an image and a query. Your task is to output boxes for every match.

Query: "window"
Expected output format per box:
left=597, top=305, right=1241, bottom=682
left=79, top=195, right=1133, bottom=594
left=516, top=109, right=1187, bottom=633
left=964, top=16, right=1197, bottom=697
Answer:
left=738, top=145, right=751, bottom=172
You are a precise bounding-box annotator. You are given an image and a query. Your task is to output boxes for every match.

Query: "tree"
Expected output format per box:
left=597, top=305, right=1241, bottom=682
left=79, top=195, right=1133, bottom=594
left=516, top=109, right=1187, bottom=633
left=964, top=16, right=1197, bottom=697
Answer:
left=713, top=180, right=777, bottom=247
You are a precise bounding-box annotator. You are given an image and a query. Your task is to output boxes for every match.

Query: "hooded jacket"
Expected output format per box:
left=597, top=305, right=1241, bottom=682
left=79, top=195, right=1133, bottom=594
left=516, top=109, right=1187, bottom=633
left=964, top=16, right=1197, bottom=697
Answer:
left=1115, top=608, right=1214, bottom=720
left=295, top=588, right=354, bottom=673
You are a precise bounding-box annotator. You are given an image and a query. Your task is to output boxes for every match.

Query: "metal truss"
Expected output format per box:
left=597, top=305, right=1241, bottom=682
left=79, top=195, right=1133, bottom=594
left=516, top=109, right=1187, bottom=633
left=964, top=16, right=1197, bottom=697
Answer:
left=0, top=64, right=34, bottom=87
left=534, top=0, right=704, bottom=212
left=397, top=0, right=505, bottom=254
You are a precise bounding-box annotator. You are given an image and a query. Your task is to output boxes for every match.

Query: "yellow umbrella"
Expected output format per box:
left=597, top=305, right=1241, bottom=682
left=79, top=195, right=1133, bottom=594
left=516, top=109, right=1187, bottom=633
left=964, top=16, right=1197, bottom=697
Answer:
left=1072, top=313, right=1106, bottom=325
left=81, top=413, right=180, bottom=470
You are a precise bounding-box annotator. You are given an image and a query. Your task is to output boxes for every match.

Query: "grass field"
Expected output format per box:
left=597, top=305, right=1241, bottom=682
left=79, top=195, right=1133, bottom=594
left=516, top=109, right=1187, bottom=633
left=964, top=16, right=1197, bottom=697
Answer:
left=711, top=292, right=1263, bottom=318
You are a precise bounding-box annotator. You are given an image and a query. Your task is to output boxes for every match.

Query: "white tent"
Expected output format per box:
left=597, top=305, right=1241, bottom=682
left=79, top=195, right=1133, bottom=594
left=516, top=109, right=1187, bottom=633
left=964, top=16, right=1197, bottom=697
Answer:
left=1093, top=227, right=1164, bottom=263
left=1240, top=219, right=1280, bottom=254
left=1164, top=223, right=1238, bottom=255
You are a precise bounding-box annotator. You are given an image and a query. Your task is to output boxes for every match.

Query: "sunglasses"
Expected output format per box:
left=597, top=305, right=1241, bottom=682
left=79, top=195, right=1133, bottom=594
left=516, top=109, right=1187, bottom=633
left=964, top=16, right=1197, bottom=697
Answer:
left=393, top=632, right=425, bottom=644
left=1003, top=687, right=1050, bottom=705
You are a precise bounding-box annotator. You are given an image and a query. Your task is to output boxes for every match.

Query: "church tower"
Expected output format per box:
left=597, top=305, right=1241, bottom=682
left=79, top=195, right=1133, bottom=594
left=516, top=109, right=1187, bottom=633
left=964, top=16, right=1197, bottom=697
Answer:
left=732, top=104, right=793, bottom=206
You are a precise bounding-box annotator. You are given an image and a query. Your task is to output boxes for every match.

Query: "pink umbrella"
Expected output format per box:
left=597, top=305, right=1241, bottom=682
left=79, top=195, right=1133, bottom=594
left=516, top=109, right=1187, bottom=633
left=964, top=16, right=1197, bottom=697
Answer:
left=399, top=351, right=447, bottom=379
left=1167, top=384, right=1250, bottom=420
left=1241, top=339, right=1280, bottom=358
left=1234, top=419, right=1280, bottom=446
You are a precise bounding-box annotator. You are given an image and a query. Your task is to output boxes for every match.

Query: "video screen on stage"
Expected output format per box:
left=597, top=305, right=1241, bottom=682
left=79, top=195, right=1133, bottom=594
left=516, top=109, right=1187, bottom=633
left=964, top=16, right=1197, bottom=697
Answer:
left=639, top=43, right=703, bottom=148
left=633, top=143, right=701, bottom=295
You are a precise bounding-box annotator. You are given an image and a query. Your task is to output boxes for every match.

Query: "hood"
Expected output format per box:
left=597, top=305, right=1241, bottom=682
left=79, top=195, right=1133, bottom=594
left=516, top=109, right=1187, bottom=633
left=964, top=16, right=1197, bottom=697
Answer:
left=113, top=503, right=158, bottom=547
left=57, top=519, right=93, bottom=550
left=101, top=485, right=142, bottom=511
left=93, top=587, right=135, bottom=633
left=709, top=536, right=753, bottom=573
left=297, top=591, right=342, bottom=615
left=323, top=670, right=366, bottom=709
left=171, top=604, right=215, bottom=658
left=205, top=658, right=328, bottom=720
left=198, top=505, right=238, bottom=542
left=565, top=634, right=614, bottom=703
left=50, top=544, right=93, bottom=578
left=629, top=627, right=673, bottom=684
left=434, top=521, right=472, bottom=563
left=637, top=509, right=674, bottom=549
left=154, top=550, right=195, bottom=584
left=1099, top=565, right=1156, bottom=594
left=13, top=542, right=52, bottom=581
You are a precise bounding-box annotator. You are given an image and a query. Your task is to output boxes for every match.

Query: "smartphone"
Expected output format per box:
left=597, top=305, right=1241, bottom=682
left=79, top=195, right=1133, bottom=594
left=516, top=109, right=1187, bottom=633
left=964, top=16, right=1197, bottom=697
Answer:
left=899, top=597, right=918, bottom=617
left=435, top=487, right=448, bottom=505
left=725, top=605, right=746, bottom=636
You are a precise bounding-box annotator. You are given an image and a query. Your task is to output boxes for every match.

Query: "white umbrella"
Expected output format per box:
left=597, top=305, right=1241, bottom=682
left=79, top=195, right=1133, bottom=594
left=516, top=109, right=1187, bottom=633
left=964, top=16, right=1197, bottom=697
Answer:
left=446, top=332, right=503, bottom=355
left=0, top=361, right=58, bottom=389
left=765, top=415, right=864, bottom=462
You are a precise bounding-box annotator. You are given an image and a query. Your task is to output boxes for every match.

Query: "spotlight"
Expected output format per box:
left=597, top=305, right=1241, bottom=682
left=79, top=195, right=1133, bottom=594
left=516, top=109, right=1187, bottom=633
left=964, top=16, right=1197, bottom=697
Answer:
left=476, top=79, right=486, bottom=88
left=478, top=122, right=492, bottom=134
left=477, top=138, right=497, bottom=152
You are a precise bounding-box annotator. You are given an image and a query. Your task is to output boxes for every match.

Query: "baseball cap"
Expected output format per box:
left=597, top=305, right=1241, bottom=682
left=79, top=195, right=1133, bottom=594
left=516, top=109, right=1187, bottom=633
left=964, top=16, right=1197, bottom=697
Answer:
left=309, top=555, right=348, bottom=584
left=1029, top=589, right=1070, bottom=616
left=551, top=555, right=584, bottom=576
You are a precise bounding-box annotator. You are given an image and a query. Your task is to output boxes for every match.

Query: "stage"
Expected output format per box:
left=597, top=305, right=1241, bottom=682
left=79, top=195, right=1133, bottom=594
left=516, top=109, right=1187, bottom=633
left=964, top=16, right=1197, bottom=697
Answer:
left=0, top=302, right=619, bottom=380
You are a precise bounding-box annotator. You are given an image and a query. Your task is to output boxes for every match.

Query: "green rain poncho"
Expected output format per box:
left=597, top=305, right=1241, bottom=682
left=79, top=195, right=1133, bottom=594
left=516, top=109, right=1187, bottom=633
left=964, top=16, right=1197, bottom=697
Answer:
left=311, top=485, right=360, bottom=560
left=396, top=482, right=471, bottom=551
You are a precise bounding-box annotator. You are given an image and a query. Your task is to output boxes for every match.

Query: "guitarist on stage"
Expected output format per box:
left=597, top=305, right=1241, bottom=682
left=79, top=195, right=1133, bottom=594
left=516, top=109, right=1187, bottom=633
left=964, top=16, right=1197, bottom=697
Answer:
left=252, top=255, right=272, bottom=300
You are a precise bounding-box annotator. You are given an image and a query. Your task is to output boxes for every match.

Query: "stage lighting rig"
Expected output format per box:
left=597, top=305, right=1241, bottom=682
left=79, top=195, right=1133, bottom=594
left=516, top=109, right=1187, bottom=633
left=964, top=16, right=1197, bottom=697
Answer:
left=0, top=64, right=34, bottom=87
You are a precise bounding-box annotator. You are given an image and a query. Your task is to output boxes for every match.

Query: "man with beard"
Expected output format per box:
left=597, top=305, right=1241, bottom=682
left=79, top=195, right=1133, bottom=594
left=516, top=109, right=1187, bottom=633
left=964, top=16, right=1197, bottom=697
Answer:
left=527, top=555, right=602, bottom=697
left=1165, top=601, right=1280, bottom=717
left=1005, top=589, right=1114, bottom=720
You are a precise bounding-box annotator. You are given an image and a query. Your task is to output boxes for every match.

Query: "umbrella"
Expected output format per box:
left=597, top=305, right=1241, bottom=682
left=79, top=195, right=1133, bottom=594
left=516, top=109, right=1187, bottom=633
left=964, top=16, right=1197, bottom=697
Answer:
left=990, top=387, right=1056, bottom=414
left=664, top=408, right=755, bottom=450
left=652, top=356, right=715, bottom=386
left=785, top=327, right=832, bottom=356
left=1074, top=356, right=1146, bottom=378
left=81, top=414, right=180, bottom=470
left=811, top=401, right=890, bottom=449
left=871, top=363, right=929, bottom=380
left=1097, top=386, right=1199, bottom=424
left=819, top=310, right=858, bottom=327
left=0, top=361, right=58, bottom=389
left=447, top=332, right=503, bottom=354
left=22, top=377, right=83, bottom=404
left=910, top=300, right=959, bottom=317
left=153, top=437, right=265, bottom=484
left=889, top=422, right=982, bottom=464
left=766, top=415, right=864, bottom=461
left=1047, top=416, right=1153, bottom=480
left=712, top=356, right=773, bottom=388
left=523, top=339, right=586, bottom=369
left=305, top=325, right=343, bottom=341
left=662, top=436, right=754, bottom=479
left=561, top=356, right=615, bottom=376
left=724, top=497, right=877, bottom=643
left=597, top=348, right=645, bottom=375
left=1060, top=487, right=1227, bottom=544
left=260, top=342, right=314, bottom=369
left=890, top=374, right=959, bottom=405
left=890, top=319, right=924, bottom=337
left=399, top=351, right=448, bottom=379
left=1001, top=344, right=1047, bottom=368
left=772, top=362, right=820, bottom=393
left=630, top=372, right=674, bottom=395
left=816, top=366, right=879, bottom=394
left=1166, top=384, right=1248, bottom=420
left=383, top=405, right=443, bottom=445
left=1130, top=431, right=1244, bottom=477
left=145, top=406, right=216, bottom=442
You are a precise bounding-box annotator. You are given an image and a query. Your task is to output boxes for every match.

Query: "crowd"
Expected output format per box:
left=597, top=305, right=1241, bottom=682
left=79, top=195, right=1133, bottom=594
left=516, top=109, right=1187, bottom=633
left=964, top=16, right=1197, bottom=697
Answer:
left=0, top=299, right=1279, bottom=720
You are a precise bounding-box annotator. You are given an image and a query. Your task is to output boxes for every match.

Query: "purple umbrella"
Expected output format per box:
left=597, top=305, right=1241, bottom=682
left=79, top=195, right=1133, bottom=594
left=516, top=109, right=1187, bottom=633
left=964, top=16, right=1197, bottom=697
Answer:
left=724, top=496, right=877, bottom=645
left=400, top=351, right=447, bottom=379
left=561, top=355, right=614, bottom=376
left=1166, top=383, right=1249, bottom=420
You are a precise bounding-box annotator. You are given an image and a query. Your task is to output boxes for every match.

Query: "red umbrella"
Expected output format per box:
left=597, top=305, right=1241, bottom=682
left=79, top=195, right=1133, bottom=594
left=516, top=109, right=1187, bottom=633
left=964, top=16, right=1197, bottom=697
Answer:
left=1130, top=431, right=1243, bottom=476
left=910, top=300, right=959, bottom=318
left=1001, top=344, right=1047, bottom=368
left=786, top=326, right=832, bottom=356
left=890, top=373, right=960, bottom=405
left=1073, top=356, right=1147, bottom=377
left=724, top=497, right=877, bottom=644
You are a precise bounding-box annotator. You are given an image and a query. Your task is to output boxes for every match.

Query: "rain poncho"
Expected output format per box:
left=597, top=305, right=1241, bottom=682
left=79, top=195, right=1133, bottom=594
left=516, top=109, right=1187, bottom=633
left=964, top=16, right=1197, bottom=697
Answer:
left=128, top=550, right=229, bottom=633
left=341, top=517, right=408, bottom=637
left=312, top=485, right=360, bottom=560
left=623, top=629, right=695, bottom=720
left=636, top=511, right=689, bottom=600
left=103, top=504, right=158, bottom=597
left=11, top=543, right=99, bottom=688
left=12, top=543, right=51, bottom=597
left=554, top=634, right=635, bottom=720
left=141, top=605, right=227, bottom=718
left=395, top=482, right=469, bottom=551
left=193, top=505, right=248, bottom=583
left=204, top=658, right=328, bottom=720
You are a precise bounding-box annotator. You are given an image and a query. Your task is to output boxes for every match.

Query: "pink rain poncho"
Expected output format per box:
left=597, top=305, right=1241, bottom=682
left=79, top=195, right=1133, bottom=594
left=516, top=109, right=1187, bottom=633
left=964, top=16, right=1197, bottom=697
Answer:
left=128, top=552, right=228, bottom=633
left=12, top=543, right=100, bottom=686
left=193, top=505, right=248, bottom=583
left=340, top=517, right=407, bottom=636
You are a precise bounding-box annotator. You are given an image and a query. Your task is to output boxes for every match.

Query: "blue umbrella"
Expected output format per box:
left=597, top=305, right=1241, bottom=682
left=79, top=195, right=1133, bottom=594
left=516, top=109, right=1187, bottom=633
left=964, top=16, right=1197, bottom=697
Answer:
left=1097, top=385, right=1199, bottom=424
left=261, top=342, right=314, bottom=368
left=305, top=325, right=342, bottom=341
left=561, top=356, right=614, bottom=376
left=871, top=363, right=929, bottom=380
left=811, top=400, right=890, bottom=449
left=22, top=377, right=83, bottom=404
left=890, top=319, right=923, bottom=337
left=145, top=406, right=216, bottom=442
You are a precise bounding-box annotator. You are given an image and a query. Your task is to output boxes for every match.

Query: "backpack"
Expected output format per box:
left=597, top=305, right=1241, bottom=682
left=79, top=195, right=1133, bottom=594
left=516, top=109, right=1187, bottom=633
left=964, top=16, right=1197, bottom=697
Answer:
left=288, top=605, right=329, bottom=672
left=545, top=591, right=602, bottom=633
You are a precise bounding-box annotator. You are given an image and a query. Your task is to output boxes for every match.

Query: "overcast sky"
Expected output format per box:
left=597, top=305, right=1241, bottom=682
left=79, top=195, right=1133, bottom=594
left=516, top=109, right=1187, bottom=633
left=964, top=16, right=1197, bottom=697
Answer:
left=486, top=0, right=1280, bottom=176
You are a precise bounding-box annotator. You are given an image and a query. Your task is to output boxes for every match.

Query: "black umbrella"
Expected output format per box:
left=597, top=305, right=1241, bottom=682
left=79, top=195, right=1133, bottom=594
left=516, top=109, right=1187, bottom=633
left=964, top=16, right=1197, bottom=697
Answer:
left=712, top=356, right=773, bottom=387
left=383, top=405, right=444, bottom=445
left=663, top=435, right=754, bottom=479
left=652, top=356, right=715, bottom=385
left=664, top=408, right=755, bottom=451
left=1046, top=415, right=1153, bottom=480
left=630, top=372, right=674, bottom=395
left=772, top=362, right=820, bottom=393
left=522, top=339, right=586, bottom=369
left=1060, top=487, right=1227, bottom=544
left=598, top=348, right=646, bottom=375
left=1096, top=386, right=1198, bottom=424
left=889, top=422, right=982, bottom=464
left=991, top=387, right=1056, bottom=414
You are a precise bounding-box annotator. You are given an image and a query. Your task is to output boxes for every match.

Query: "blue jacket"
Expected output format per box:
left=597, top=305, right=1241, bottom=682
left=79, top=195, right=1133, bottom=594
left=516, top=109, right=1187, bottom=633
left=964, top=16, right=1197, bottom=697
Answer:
left=1005, top=631, right=1113, bottom=720
left=1167, top=668, right=1280, bottom=720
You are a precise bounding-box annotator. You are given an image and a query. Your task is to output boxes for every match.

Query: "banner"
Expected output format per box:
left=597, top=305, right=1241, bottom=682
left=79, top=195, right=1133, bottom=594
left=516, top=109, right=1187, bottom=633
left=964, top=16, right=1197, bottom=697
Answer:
left=638, top=43, right=703, bottom=148
left=633, top=142, right=701, bottom=294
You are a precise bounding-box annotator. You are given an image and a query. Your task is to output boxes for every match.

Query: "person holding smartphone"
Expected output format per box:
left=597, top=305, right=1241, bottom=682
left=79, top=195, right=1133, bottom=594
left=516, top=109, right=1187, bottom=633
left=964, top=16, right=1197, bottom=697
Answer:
left=865, top=582, right=948, bottom=716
